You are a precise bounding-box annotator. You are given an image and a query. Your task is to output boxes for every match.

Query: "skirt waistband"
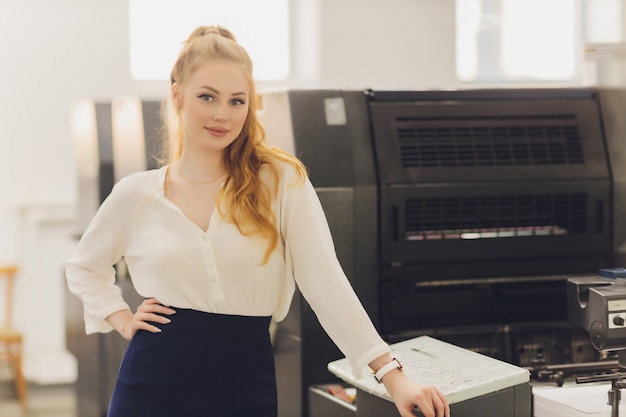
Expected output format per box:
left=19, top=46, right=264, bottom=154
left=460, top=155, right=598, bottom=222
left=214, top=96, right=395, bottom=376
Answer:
left=161, top=307, right=271, bottom=334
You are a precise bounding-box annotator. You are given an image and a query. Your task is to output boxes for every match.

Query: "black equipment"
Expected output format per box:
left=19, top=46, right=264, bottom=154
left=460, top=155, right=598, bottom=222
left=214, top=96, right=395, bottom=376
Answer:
left=568, top=271, right=626, bottom=417
left=259, top=88, right=626, bottom=416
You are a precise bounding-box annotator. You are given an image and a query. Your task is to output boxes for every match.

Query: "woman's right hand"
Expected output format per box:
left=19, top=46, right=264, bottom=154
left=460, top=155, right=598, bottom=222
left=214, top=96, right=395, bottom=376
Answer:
left=107, top=298, right=176, bottom=340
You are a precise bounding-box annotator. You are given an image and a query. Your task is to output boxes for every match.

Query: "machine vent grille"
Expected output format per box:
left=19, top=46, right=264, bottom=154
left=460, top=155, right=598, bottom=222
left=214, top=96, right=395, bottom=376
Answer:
left=404, top=193, right=588, bottom=240
left=396, top=118, right=584, bottom=168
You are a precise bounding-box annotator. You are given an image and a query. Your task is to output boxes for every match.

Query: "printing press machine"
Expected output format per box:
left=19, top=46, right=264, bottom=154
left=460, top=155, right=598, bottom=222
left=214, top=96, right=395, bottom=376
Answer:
left=258, top=88, right=626, bottom=416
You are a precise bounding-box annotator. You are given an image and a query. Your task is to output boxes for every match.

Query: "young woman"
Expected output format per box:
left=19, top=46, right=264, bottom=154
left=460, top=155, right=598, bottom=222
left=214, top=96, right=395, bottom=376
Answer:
left=66, top=25, right=450, bottom=417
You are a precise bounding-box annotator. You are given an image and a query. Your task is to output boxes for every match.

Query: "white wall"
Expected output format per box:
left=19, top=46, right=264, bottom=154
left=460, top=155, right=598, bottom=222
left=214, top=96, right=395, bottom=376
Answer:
left=0, top=0, right=460, bottom=384
left=0, top=0, right=156, bottom=384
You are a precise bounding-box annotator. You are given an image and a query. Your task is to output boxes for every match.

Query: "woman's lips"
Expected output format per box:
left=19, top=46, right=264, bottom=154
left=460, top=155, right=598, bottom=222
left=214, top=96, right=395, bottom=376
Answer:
left=206, top=127, right=229, bottom=137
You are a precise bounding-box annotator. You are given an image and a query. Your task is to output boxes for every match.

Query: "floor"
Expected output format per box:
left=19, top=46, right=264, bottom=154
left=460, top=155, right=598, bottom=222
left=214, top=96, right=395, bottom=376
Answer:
left=0, top=382, right=77, bottom=417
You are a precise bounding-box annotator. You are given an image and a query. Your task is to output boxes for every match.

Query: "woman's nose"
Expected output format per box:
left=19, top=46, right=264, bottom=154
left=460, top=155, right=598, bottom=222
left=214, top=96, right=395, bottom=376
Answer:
left=213, top=106, right=227, bottom=121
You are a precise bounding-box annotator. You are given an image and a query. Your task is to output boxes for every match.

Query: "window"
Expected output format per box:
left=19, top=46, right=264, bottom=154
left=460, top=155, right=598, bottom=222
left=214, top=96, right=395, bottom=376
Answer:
left=456, top=0, right=623, bottom=84
left=129, top=0, right=289, bottom=81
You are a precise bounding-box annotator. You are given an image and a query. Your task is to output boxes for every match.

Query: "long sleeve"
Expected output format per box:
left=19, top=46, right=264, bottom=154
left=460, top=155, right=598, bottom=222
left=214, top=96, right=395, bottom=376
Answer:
left=66, top=183, right=131, bottom=334
left=280, top=171, right=390, bottom=378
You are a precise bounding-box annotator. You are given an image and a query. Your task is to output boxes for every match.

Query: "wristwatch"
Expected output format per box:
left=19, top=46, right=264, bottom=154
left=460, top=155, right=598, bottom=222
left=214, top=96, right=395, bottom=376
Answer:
left=374, top=357, right=403, bottom=383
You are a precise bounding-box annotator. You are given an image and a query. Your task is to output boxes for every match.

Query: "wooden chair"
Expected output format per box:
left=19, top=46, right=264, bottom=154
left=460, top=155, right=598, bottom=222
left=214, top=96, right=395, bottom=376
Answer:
left=0, top=265, right=27, bottom=408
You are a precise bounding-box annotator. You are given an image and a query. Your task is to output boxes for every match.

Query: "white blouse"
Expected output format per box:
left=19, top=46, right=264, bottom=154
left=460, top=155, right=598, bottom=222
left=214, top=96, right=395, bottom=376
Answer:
left=66, top=162, right=390, bottom=377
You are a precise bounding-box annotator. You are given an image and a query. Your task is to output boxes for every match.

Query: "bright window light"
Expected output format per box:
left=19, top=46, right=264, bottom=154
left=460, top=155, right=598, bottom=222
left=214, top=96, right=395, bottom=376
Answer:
left=500, top=0, right=576, bottom=80
left=456, top=0, right=579, bottom=82
left=129, top=0, right=289, bottom=81
left=585, top=0, right=623, bottom=43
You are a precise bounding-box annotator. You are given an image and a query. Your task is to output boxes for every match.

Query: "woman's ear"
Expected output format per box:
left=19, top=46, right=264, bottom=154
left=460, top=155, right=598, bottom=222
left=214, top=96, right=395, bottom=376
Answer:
left=171, top=82, right=181, bottom=109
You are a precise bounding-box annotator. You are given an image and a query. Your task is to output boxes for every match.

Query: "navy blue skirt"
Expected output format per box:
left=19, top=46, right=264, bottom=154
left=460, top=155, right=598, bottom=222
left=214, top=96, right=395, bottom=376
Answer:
left=107, top=308, right=277, bottom=417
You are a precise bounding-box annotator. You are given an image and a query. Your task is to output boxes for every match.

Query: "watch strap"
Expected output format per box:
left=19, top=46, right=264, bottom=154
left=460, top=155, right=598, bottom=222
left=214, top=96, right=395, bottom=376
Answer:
left=374, top=357, right=403, bottom=383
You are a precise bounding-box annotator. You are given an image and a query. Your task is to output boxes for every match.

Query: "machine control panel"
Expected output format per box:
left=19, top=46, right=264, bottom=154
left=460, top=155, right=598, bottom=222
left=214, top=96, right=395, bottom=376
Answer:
left=568, top=276, right=626, bottom=350
left=608, top=299, right=626, bottom=329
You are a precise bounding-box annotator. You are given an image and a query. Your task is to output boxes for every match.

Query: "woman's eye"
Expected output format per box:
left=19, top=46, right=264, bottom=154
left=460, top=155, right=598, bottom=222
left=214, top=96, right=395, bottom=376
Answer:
left=199, top=94, right=214, bottom=102
left=231, top=98, right=246, bottom=106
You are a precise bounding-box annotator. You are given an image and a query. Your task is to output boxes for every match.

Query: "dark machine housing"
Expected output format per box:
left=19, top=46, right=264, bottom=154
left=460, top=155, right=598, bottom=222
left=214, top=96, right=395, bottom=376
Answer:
left=259, top=88, right=626, bottom=417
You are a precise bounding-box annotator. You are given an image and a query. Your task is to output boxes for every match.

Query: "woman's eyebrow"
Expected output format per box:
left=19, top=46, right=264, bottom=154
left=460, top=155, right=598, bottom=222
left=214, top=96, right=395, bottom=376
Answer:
left=197, top=85, right=247, bottom=97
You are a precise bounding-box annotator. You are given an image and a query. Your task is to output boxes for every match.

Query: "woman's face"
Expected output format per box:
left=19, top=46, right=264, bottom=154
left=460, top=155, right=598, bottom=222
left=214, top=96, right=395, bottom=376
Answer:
left=174, top=60, right=250, bottom=155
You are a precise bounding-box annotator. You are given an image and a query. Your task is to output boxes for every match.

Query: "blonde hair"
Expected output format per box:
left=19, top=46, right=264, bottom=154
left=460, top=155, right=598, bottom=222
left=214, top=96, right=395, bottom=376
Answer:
left=160, top=25, right=307, bottom=262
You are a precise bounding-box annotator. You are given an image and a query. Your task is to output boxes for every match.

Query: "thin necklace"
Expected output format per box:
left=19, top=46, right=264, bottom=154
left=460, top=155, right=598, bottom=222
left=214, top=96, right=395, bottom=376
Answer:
left=176, top=164, right=227, bottom=185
